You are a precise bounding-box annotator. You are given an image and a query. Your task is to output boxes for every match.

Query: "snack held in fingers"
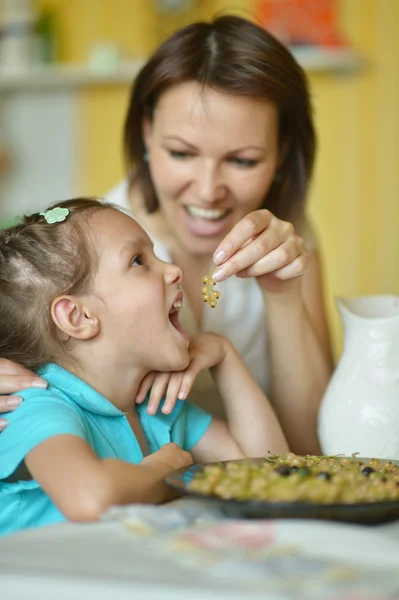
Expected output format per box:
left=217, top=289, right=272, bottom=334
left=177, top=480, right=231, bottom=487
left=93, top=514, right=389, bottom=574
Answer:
left=202, top=265, right=220, bottom=308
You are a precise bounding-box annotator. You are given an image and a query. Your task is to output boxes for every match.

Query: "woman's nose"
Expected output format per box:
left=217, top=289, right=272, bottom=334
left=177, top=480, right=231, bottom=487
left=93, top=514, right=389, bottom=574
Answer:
left=195, top=161, right=224, bottom=203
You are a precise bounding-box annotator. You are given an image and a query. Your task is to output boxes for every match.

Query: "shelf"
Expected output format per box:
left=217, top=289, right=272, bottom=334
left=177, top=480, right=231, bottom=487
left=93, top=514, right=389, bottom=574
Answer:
left=0, top=48, right=363, bottom=93
left=0, top=60, right=146, bottom=92
left=291, top=46, right=364, bottom=73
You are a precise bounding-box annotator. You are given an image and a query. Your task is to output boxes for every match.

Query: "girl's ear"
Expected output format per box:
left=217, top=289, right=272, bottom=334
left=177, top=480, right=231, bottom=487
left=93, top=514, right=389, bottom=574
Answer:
left=51, top=296, right=100, bottom=341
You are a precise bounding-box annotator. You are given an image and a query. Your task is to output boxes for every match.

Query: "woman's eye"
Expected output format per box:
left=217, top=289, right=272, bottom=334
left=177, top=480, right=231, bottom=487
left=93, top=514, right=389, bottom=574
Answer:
left=168, top=149, right=192, bottom=159
left=228, top=157, right=258, bottom=168
left=130, top=254, right=144, bottom=267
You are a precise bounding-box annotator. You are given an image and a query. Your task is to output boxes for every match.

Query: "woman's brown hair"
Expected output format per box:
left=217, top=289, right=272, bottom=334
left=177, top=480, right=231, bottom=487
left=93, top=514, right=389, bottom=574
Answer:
left=0, top=198, right=111, bottom=371
left=124, top=15, right=316, bottom=222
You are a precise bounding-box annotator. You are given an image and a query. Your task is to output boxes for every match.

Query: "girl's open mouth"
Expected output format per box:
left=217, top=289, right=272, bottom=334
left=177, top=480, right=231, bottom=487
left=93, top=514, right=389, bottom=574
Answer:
left=169, top=295, right=189, bottom=340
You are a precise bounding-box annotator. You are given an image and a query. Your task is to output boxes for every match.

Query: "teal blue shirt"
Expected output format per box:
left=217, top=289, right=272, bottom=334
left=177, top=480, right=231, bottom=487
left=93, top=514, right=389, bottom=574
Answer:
left=0, top=364, right=212, bottom=537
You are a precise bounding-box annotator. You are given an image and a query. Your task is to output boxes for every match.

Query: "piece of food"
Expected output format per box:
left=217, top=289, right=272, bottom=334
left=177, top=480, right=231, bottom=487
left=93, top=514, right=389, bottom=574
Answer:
left=201, top=265, right=220, bottom=308
left=188, top=453, right=399, bottom=504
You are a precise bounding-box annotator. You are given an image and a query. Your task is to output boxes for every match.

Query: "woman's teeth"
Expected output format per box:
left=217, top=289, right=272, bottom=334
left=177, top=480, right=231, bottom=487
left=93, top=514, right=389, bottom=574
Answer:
left=172, top=301, right=182, bottom=310
left=186, top=206, right=228, bottom=220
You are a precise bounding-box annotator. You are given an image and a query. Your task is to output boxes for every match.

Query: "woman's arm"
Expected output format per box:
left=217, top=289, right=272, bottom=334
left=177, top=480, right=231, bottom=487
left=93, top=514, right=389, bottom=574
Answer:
left=265, top=251, right=333, bottom=455
left=212, top=211, right=333, bottom=455
left=25, top=435, right=192, bottom=521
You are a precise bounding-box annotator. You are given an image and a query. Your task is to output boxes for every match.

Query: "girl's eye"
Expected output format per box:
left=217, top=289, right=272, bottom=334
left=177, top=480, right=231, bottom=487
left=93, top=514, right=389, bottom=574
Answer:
left=168, top=149, right=192, bottom=159
left=130, top=254, right=144, bottom=267
left=228, top=157, right=258, bottom=168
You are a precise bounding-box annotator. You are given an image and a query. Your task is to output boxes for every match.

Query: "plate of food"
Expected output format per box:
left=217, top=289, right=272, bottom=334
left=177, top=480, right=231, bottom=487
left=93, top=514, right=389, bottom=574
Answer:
left=165, top=454, right=399, bottom=524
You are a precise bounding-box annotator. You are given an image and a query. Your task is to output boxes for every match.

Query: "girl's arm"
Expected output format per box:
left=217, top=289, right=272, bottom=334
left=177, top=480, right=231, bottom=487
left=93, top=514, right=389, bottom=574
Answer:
left=265, top=251, right=333, bottom=455
left=25, top=436, right=192, bottom=521
left=189, top=335, right=289, bottom=464
left=135, top=333, right=288, bottom=463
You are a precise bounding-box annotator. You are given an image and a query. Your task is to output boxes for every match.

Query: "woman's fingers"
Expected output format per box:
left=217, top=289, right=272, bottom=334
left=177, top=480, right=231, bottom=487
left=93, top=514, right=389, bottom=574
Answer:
left=212, top=211, right=307, bottom=282
left=0, top=373, right=47, bottom=395
left=237, top=238, right=305, bottom=278
left=0, top=358, right=47, bottom=395
left=273, top=253, right=310, bottom=280
left=0, top=395, right=23, bottom=415
left=147, top=373, right=172, bottom=415
left=0, top=392, right=25, bottom=431
left=213, top=210, right=273, bottom=265
left=213, top=225, right=283, bottom=281
left=0, top=358, right=33, bottom=376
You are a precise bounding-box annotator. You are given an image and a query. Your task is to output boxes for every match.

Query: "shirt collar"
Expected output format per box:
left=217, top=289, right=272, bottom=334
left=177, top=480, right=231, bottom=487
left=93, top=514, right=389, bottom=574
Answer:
left=37, top=363, right=184, bottom=424
left=38, top=363, right=126, bottom=417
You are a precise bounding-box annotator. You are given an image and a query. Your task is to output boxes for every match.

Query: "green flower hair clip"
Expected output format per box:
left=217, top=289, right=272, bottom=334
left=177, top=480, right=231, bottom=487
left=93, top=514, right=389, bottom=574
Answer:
left=40, top=207, right=70, bottom=224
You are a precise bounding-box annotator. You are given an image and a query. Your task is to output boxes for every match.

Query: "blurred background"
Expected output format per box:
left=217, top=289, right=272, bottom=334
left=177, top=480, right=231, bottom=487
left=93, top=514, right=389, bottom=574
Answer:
left=0, top=0, right=398, bottom=357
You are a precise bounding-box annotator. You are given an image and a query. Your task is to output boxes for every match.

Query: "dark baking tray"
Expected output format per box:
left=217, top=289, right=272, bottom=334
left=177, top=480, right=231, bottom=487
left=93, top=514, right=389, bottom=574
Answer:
left=165, top=457, right=399, bottom=525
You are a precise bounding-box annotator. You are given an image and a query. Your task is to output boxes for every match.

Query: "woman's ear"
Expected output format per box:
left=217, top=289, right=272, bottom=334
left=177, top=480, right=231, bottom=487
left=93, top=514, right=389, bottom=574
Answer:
left=51, top=296, right=100, bottom=341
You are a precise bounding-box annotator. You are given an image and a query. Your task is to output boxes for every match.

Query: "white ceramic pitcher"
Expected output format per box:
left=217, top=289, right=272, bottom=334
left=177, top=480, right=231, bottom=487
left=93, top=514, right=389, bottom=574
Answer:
left=318, top=295, right=399, bottom=459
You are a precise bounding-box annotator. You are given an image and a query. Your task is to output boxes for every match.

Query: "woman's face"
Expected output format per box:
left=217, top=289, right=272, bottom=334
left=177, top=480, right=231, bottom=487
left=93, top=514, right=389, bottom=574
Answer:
left=143, top=81, right=280, bottom=257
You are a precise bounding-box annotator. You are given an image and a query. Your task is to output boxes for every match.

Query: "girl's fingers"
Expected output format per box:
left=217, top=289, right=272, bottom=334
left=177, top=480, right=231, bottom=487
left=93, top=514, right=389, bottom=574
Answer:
left=147, top=373, right=172, bottom=415
left=179, top=365, right=201, bottom=401
left=136, top=372, right=156, bottom=404
left=0, top=395, right=23, bottom=414
left=213, top=226, right=283, bottom=281
left=162, top=373, right=184, bottom=414
left=213, top=210, right=274, bottom=265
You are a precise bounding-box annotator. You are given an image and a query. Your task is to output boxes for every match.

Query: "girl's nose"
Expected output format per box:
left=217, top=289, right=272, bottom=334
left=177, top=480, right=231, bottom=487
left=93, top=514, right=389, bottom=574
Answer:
left=164, top=262, right=183, bottom=286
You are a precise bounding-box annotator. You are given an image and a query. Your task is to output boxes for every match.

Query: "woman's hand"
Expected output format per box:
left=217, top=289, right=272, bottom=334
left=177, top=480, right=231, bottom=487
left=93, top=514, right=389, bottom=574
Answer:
left=212, top=209, right=309, bottom=293
left=135, top=333, right=228, bottom=417
left=0, top=359, right=47, bottom=429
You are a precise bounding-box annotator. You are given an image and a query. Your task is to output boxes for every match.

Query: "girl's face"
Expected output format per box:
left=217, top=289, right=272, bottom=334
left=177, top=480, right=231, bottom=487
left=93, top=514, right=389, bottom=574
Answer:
left=144, top=82, right=280, bottom=257
left=90, top=209, right=190, bottom=373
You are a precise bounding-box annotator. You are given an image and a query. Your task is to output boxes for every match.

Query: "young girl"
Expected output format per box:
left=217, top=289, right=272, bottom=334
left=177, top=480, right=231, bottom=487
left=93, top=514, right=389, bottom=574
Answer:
left=0, top=198, right=287, bottom=536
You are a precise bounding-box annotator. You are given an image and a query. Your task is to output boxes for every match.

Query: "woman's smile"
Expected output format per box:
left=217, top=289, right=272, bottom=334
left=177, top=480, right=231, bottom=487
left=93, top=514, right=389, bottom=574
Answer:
left=181, top=204, right=233, bottom=238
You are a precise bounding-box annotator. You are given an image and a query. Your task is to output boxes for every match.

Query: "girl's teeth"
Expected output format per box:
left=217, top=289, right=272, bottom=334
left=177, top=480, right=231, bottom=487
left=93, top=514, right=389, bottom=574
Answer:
left=186, top=206, right=228, bottom=220
left=172, top=302, right=182, bottom=309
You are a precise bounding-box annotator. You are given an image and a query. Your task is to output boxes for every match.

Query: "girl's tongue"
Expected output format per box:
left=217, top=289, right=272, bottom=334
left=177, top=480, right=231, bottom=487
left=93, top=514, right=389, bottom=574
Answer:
left=169, top=307, right=189, bottom=340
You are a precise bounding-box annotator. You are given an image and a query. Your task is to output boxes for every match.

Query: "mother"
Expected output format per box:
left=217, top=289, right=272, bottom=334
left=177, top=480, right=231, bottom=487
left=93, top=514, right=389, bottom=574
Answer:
left=0, top=16, right=332, bottom=454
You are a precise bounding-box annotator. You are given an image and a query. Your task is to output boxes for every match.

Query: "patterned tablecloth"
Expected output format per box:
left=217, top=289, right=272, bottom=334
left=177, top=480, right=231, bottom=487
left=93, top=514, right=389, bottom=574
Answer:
left=1, top=497, right=399, bottom=599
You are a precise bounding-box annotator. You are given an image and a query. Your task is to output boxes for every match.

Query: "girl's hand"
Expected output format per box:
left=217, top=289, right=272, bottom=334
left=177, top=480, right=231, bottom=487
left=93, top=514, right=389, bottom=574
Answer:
left=135, top=333, right=228, bottom=417
left=212, top=209, right=309, bottom=293
left=0, top=359, right=47, bottom=429
left=141, top=442, right=193, bottom=474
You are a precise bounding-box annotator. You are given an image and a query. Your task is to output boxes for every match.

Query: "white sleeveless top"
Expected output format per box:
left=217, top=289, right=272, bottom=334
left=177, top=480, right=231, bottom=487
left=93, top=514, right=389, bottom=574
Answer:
left=106, top=181, right=316, bottom=418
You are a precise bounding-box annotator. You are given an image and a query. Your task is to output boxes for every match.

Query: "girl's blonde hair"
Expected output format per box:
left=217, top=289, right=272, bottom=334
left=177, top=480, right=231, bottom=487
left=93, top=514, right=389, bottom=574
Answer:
left=0, top=197, right=111, bottom=371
